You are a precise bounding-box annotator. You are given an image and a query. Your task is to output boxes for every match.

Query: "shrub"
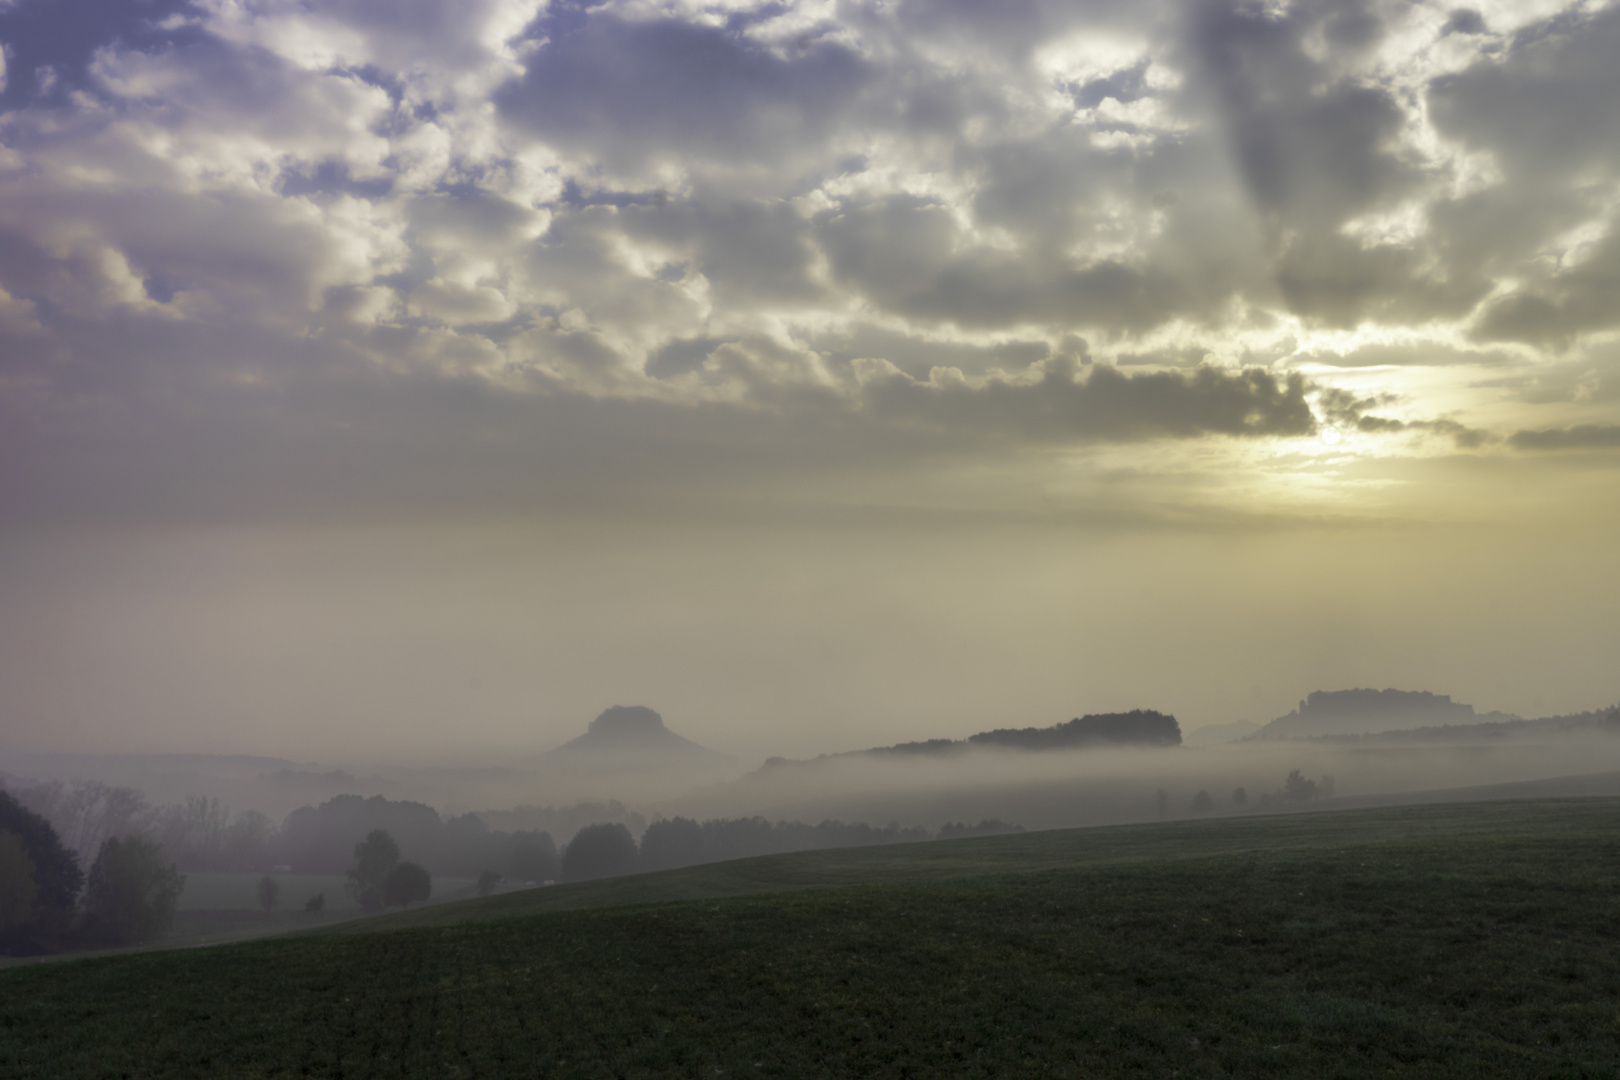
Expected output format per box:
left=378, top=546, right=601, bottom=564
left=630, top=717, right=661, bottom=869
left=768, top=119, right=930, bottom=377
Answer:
left=383, top=862, right=431, bottom=908
left=304, top=892, right=325, bottom=913
left=477, top=870, right=502, bottom=896
left=81, top=836, right=185, bottom=946
left=345, top=830, right=399, bottom=912
left=1283, top=770, right=1321, bottom=803
left=562, top=823, right=639, bottom=882
left=508, top=834, right=558, bottom=884
left=640, top=817, right=704, bottom=871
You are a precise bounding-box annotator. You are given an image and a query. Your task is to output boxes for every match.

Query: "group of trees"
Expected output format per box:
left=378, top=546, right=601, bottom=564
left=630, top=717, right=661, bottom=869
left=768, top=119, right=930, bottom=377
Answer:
left=969, top=710, right=1183, bottom=750
left=550, top=816, right=1015, bottom=884
left=1177, top=771, right=1334, bottom=817
left=344, top=830, right=432, bottom=912
left=1264, top=770, right=1335, bottom=805
left=826, top=711, right=1185, bottom=765
left=1, top=790, right=183, bottom=955
left=6, top=781, right=277, bottom=875
left=3, top=777, right=1034, bottom=945
left=3, top=782, right=571, bottom=882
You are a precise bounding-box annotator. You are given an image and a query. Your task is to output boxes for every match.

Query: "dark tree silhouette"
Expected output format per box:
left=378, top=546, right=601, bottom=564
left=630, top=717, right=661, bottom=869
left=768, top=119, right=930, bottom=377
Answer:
left=1232, top=787, right=1247, bottom=807
left=304, top=892, right=325, bottom=913
left=256, top=875, right=280, bottom=912
left=1191, top=790, right=1213, bottom=813
left=0, top=789, right=83, bottom=954
left=561, top=823, right=639, bottom=882
left=383, top=862, right=431, bottom=908
left=639, top=817, right=704, bottom=871
left=1283, top=770, right=1321, bottom=803
left=346, top=830, right=399, bottom=912
left=81, top=836, right=185, bottom=946
left=508, top=833, right=558, bottom=884
left=0, top=831, right=38, bottom=933
left=968, top=709, right=1182, bottom=750
left=476, top=870, right=502, bottom=896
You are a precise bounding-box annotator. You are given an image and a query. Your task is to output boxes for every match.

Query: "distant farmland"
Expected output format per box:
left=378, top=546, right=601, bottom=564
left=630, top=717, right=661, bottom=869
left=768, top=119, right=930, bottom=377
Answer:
left=4, top=799, right=1619, bottom=1078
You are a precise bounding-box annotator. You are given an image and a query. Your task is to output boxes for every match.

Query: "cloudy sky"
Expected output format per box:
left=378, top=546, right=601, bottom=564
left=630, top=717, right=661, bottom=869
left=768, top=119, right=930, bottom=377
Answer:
left=2, top=0, right=1616, bottom=764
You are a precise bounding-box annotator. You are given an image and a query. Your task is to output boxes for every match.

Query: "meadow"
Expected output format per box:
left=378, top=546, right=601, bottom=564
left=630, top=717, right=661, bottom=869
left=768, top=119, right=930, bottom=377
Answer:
left=3, top=798, right=1618, bottom=1078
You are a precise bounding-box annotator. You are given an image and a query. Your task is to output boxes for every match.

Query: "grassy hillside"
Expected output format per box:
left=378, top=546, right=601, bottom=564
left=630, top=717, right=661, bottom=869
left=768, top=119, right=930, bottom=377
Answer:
left=4, top=799, right=1620, bottom=1078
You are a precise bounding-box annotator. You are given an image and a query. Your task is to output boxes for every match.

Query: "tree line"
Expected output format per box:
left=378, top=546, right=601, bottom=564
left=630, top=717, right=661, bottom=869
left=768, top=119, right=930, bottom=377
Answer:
left=561, top=816, right=1022, bottom=883
left=1, top=789, right=183, bottom=954
left=1, top=777, right=1025, bottom=954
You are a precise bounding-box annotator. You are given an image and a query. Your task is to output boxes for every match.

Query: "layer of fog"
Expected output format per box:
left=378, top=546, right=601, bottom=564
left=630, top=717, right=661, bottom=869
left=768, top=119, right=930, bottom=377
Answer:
left=651, top=733, right=1620, bottom=832
left=0, top=749, right=740, bottom=823
left=11, top=727, right=1620, bottom=857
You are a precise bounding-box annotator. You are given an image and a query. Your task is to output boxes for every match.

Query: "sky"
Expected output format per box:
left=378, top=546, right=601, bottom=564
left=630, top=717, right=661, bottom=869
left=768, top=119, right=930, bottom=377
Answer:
left=1, top=0, right=1617, bottom=766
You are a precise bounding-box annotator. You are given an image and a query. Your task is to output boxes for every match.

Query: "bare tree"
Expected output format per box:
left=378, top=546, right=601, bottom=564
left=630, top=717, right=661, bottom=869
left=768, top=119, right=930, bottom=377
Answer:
left=21, top=782, right=155, bottom=869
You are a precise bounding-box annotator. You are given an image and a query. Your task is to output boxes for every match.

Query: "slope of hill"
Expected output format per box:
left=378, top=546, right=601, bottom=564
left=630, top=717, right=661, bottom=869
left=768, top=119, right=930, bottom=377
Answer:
left=5, top=799, right=1619, bottom=1078
left=1253, top=694, right=1617, bottom=744
left=1276, top=706, right=1620, bottom=745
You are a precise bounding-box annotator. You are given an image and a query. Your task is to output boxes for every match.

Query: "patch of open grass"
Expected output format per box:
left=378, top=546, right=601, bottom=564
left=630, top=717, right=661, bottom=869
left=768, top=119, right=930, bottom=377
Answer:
left=4, top=799, right=1619, bottom=1078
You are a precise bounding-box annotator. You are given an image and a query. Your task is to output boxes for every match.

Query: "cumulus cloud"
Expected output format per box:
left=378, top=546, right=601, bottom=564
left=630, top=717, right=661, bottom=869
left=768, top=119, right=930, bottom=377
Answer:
left=2, top=0, right=1619, bottom=523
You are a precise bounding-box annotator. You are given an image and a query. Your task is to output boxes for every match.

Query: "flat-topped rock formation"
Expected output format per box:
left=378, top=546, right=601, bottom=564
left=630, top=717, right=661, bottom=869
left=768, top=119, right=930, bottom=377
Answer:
left=1254, top=689, right=1518, bottom=739
left=538, top=706, right=733, bottom=773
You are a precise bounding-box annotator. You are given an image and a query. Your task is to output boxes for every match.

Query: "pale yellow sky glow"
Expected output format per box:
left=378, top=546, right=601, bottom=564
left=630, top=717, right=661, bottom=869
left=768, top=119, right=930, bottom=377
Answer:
left=1, top=0, right=1617, bottom=765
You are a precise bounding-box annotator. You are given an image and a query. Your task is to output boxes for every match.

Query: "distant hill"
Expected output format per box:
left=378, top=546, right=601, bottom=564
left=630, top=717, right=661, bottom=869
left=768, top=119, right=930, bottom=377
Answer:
left=1252, top=689, right=1520, bottom=739
left=760, top=710, right=1181, bottom=771
left=1271, top=706, right=1620, bottom=745
left=538, top=706, right=733, bottom=774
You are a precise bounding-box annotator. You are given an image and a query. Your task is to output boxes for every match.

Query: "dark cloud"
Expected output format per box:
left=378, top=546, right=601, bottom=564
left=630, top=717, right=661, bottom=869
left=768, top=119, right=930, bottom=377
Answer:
left=621, top=198, right=823, bottom=309
left=815, top=195, right=1196, bottom=331
left=1427, top=5, right=1620, bottom=346
left=497, top=13, right=869, bottom=170
left=1175, top=0, right=1440, bottom=326
left=1440, top=9, right=1490, bottom=38
left=1472, top=225, right=1620, bottom=347
left=646, top=336, right=727, bottom=380
left=1507, top=425, right=1620, bottom=452
left=1315, top=387, right=1491, bottom=449
left=858, top=360, right=1315, bottom=443
left=1185, top=1, right=1406, bottom=218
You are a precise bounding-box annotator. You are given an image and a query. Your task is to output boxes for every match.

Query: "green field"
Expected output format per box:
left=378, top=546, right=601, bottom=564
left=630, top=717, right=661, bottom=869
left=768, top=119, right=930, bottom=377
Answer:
left=4, top=799, right=1619, bottom=1078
